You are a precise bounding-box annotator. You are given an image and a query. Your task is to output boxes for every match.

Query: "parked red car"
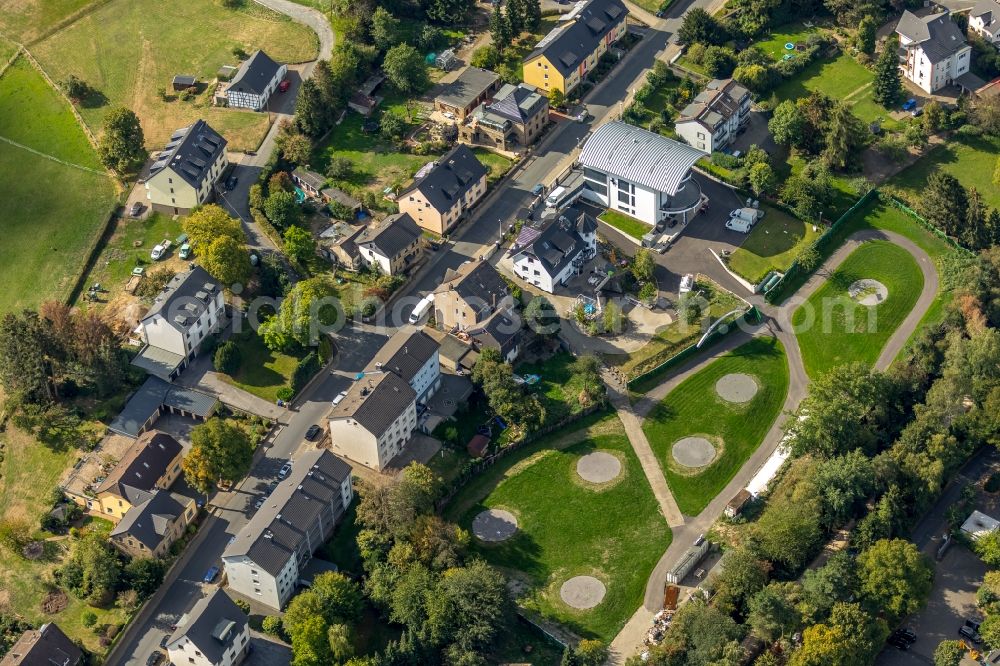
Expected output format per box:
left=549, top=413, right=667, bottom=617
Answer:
left=278, top=79, right=291, bottom=93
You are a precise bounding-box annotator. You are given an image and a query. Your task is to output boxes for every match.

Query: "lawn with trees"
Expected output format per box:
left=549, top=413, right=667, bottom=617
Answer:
left=31, top=0, right=317, bottom=150
left=0, top=58, right=117, bottom=314
left=726, top=206, right=822, bottom=284
left=891, top=134, right=1000, bottom=211
left=791, top=240, right=924, bottom=379
left=641, top=337, right=789, bottom=515
left=217, top=330, right=312, bottom=404
left=449, top=413, right=671, bottom=641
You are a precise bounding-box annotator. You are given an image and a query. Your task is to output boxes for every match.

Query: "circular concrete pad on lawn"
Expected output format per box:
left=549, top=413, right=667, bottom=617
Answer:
left=849, top=279, right=889, bottom=307
left=576, top=452, right=622, bottom=483
left=473, top=509, right=518, bottom=542
left=560, top=576, right=606, bottom=609
left=672, top=437, right=717, bottom=468
left=715, top=373, right=759, bottom=403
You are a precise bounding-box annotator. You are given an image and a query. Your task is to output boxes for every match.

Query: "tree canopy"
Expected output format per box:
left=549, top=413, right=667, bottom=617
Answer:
left=182, top=418, right=254, bottom=493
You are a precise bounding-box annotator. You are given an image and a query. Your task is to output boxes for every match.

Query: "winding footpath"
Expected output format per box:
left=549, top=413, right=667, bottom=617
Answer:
left=604, top=229, right=939, bottom=664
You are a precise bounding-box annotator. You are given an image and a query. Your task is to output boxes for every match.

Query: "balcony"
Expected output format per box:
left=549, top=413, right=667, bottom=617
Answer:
left=660, top=177, right=702, bottom=215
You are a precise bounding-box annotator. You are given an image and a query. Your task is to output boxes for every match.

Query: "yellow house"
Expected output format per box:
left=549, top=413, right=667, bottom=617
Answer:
left=92, top=431, right=184, bottom=522
left=522, top=0, right=629, bottom=96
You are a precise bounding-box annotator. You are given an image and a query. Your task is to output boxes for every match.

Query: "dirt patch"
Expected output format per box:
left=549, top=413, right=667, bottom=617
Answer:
left=41, top=588, right=67, bottom=614
left=848, top=279, right=888, bottom=307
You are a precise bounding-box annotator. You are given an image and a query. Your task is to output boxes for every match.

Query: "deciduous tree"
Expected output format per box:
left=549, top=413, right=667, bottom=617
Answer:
left=383, top=44, right=429, bottom=94
left=284, top=226, right=317, bottom=265
left=857, top=538, right=933, bottom=623
left=182, top=418, right=254, bottom=493
left=98, top=107, right=145, bottom=172
left=183, top=205, right=245, bottom=247
left=202, top=236, right=252, bottom=287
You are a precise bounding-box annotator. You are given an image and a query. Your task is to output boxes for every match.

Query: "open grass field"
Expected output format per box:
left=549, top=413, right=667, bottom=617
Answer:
left=791, top=240, right=923, bottom=378
left=599, top=209, right=648, bottom=241
left=727, top=205, right=821, bottom=284
left=0, top=423, right=127, bottom=652
left=219, top=330, right=303, bottom=402
left=0, top=0, right=99, bottom=44
left=641, top=336, right=788, bottom=515
left=890, top=134, right=1000, bottom=210
left=0, top=33, right=19, bottom=63
left=0, top=58, right=117, bottom=314
left=447, top=412, right=671, bottom=641
left=751, top=22, right=821, bottom=62
left=516, top=351, right=602, bottom=423
left=32, top=0, right=317, bottom=150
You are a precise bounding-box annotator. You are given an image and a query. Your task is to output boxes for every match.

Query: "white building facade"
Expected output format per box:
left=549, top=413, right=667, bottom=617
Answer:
left=144, top=121, right=228, bottom=216
left=327, top=373, right=419, bottom=471
left=674, top=78, right=751, bottom=154
left=224, top=50, right=287, bottom=111
left=166, top=589, right=250, bottom=666
left=510, top=207, right=597, bottom=293
left=970, top=0, right=1000, bottom=44
left=578, top=121, right=705, bottom=227
left=896, top=10, right=972, bottom=93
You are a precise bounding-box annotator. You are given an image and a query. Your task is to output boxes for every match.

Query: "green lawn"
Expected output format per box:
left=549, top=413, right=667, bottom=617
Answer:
left=599, top=209, right=648, bottom=241
left=472, top=148, right=514, bottom=186
left=791, top=240, right=924, bottom=378
left=0, top=423, right=127, bottom=654
left=0, top=58, right=117, bottom=314
left=76, top=212, right=184, bottom=306
left=448, top=413, right=671, bottom=641
left=32, top=0, right=317, bottom=150
left=313, top=94, right=443, bottom=200
left=751, top=22, right=821, bottom=62
left=727, top=205, right=822, bottom=284
left=516, top=351, right=601, bottom=423
left=890, top=134, right=1000, bottom=210
left=0, top=34, right=20, bottom=65
left=218, top=331, right=304, bottom=403
left=642, top=337, right=789, bottom=515
left=772, top=51, right=896, bottom=127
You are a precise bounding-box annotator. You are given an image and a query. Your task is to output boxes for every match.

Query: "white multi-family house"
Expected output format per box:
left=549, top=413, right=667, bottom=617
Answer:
left=222, top=450, right=353, bottom=611
left=132, top=266, right=225, bottom=381
left=327, top=372, right=419, bottom=471
left=510, top=206, right=597, bottom=293
left=144, top=120, right=228, bottom=215
left=166, top=590, right=250, bottom=666
left=896, top=10, right=972, bottom=93
left=356, top=213, right=424, bottom=276
left=578, top=120, right=705, bottom=227
left=971, top=0, right=1000, bottom=45
left=223, top=50, right=287, bottom=111
left=674, top=78, right=751, bottom=154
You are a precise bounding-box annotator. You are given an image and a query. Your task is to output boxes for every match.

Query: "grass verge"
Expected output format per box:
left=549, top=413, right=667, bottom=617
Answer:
left=599, top=209, right=648, bottom=241
left=791, top=240, right=923, bottom=378
left=727, top=205, right=822, bottom=284
left=641, top=337, right=788, bottom=515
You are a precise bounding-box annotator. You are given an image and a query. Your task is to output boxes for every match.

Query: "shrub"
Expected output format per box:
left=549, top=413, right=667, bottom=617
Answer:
left=234, top=598, right=251, bottom=614
left=262, top=615, right=284, bottom=637
left=83, top=612, right=98, bottom=628
left=213, top=341, right=242, bottom=375
left=291, top=352, right=321, bottom=393
left=686, top=42, right=706, bottom=64
left=276, top=386, right=294, bottom=402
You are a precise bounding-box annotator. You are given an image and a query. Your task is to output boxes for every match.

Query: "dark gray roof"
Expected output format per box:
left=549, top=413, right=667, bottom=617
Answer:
left=526, top=0, right=628, bottom=77
left=480, top=83, right=548, bottom=124
left=173, top=75, right=196, bottom=87
left=435, top=67, right=500, bottom=109
left=292, top=167, right=325, bottom=191
left=972, top=0, right=1000, bottom=24
left=366, top=329, right=440, bottom=384
left=228, top=50, right=283, bottom=96
left=470, top=309, right=520, bottom=357
left=402, top=144, right=487, bottom=214
left=223, top=450, right=351, bottom=576
left=358, top=213, right=422, bottom=259
left=142, top=265, right=221, bottom=333
left=130, top=345, right=185, bottom=381
left=95, top=430, right=182, bottom=499
left=513, top=206, right=595, bottom=278
left=110, top=489, right=191, bottom=551
left=2, top=623, right=81, bottom=666
left=678, top=78, right=749, bottom=129
left=329, top=371, right=416, bottom=437
left=108, top=376, right=217, bottom=438
left=579, top=121, right=703, bottom=195
left=896, top=10, right=968, bottom=62
left=149, top=120, right=227, bottom=190
left=435, top=259, right=510, bottom=318
left=167, top=589, right=248, bottom=664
